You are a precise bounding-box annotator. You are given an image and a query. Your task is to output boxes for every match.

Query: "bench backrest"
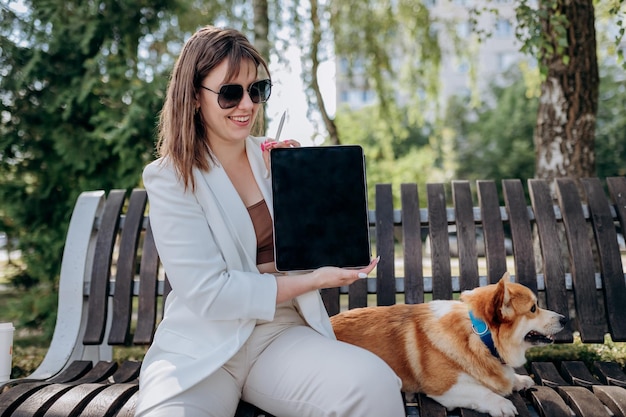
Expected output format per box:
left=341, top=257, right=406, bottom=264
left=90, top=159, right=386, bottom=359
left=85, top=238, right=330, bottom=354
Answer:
left=49, top=177, right=626, bottom=372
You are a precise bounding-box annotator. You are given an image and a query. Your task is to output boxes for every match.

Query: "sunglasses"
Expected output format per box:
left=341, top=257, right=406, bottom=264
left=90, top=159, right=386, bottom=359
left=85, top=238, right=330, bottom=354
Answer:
left=201, top=79, right=272, bottom=109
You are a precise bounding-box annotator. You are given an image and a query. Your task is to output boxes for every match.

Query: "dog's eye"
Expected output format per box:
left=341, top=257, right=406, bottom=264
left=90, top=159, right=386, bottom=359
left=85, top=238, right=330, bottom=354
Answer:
left=531, top=304, right=537, bottom=313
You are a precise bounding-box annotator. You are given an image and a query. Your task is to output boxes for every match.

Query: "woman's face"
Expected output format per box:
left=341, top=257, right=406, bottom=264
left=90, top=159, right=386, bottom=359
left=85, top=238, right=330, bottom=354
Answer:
left=199, top=58, right=260, bottom=148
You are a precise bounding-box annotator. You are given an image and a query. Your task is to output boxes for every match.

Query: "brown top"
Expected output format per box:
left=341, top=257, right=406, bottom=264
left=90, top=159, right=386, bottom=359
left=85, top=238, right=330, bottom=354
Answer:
left=247, top=199, right=275, bottom=264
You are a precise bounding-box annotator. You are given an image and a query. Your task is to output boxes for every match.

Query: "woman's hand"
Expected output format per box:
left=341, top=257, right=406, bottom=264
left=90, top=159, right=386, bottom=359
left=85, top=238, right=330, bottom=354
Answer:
left=274, top=257, right=380, bottom=304
left=310, top=257, right=380, bottom=289
left=261, top=138, right=301, bottom=172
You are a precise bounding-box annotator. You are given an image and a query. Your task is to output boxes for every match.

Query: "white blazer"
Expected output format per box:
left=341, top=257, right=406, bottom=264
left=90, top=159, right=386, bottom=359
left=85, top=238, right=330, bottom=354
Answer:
left=136, top=136, right=335, bottom=413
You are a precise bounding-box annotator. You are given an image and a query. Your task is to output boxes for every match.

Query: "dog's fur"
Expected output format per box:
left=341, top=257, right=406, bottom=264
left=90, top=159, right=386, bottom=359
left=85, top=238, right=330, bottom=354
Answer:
left=330, top=273, right=565, bottom=417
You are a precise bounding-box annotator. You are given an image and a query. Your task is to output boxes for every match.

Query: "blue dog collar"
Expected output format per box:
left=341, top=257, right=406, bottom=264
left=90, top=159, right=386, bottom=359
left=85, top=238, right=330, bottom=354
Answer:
left=469, top=310, right=502, bottom=361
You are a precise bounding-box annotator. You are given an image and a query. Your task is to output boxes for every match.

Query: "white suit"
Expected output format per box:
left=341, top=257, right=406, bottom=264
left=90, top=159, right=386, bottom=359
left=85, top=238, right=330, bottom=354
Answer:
left=136, top=136, right=335, bottom=414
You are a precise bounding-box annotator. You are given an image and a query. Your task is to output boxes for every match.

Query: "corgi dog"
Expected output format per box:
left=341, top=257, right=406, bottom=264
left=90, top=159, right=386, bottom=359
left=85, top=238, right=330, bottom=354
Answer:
left=330, top=273, right=566, bottom=417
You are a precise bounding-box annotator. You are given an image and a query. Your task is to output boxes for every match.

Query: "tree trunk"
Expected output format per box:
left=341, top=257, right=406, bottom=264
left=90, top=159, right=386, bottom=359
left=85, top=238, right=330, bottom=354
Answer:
left=252, top=0, right=270, bottom=61
left=309, top=0, right=340, bottom=145
left=534, top=0, right=598, bottom=189
left=252, top=0, right=270, bottom=135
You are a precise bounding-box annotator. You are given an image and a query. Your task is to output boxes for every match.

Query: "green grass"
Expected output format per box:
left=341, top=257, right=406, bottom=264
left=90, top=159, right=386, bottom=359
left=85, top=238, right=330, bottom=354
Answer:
left=525, top=334, right=626, bottom=370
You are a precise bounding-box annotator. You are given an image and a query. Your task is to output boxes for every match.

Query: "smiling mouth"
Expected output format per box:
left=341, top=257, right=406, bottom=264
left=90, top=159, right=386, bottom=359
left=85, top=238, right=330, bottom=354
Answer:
left=525, top=331, right=554, bottom=345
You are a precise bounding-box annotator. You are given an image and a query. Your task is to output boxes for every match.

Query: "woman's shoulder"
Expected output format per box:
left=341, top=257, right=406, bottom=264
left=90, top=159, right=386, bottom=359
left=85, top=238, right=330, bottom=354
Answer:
left=143, top=157, right=177, bottom=184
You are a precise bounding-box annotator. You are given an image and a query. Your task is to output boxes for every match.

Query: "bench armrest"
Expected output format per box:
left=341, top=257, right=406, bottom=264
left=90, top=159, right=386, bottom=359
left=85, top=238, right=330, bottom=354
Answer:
left=27, top=191, right=106, bottom=380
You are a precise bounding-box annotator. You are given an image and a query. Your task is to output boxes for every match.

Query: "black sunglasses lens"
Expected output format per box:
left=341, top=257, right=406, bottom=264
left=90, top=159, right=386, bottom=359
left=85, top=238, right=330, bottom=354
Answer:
left=218, top=85, right=244, bottom=109
left=214, top=80, right=271, bottom=108
left=249, top=80, right=271, bottom=103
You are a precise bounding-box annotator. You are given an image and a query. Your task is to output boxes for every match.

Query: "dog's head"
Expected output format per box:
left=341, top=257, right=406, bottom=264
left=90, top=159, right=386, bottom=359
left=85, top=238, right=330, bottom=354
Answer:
left=460, top=273, right=566, bottom=367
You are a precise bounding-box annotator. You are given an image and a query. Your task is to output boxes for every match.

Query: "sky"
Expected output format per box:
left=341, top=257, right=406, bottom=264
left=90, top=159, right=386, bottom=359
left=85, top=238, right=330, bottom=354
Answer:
left=265, top=46, right=336, bottom=147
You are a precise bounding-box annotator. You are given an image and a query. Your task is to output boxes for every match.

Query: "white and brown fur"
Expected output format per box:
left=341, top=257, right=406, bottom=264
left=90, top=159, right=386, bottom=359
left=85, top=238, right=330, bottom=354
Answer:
left=330, top=273, right=566, bottom=417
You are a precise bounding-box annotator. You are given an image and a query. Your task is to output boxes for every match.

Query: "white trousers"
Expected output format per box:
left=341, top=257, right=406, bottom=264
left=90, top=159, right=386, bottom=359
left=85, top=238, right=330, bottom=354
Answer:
left=138, top=302, right=405, bottom=417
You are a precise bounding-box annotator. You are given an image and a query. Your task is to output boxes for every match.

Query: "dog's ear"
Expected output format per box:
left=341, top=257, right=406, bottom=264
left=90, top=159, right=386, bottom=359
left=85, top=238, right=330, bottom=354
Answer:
left=496, top=273, right=514, bottom=321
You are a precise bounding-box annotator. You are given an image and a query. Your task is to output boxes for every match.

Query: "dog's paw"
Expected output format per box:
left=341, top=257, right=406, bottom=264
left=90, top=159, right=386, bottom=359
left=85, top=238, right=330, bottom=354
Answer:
left=513, top=374, right=535, bottom=391
left=486, top=397, right=518, bottom=417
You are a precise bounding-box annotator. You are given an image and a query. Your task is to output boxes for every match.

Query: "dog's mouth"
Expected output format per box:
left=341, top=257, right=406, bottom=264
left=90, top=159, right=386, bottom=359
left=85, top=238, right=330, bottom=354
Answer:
left=524, top=330, right=554, bottom=345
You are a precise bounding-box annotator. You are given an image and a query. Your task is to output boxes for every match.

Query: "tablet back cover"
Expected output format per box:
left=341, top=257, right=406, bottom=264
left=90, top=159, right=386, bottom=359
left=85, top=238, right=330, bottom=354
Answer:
left=270, top=145, right=371, bottom=271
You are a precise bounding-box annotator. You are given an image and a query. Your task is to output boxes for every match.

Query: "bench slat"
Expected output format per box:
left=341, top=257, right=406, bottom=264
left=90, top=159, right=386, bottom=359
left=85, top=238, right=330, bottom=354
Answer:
left=561, top=360, right=600, bottom=388
left=401, top=183, right=424, bottom=304
left=10, top=384, right=74, bottom=417
left=427, top=183, right=453, bottom=299
left=320, top=288, right=340, bottom=317
left=72, top=361, right=118, bottom=384
left=592, top=385, right=626, bottom=417
left=453, top=181, right=480, bottom=291
left=556, top=178, right=606, bottom=343
left=347, top=177, right=373, bottom=307
left=84, top=190, right=127, bottom=345
left=526, top=385, right=572, bottom=417
left=458, top=407, right=488, bottom=416
left=607, top=176, right=626, bottom=237
left=503, top=180, right=537, bottom=292
left=41, top=384, right=108, bottom=417
left=593, top=362, right=626, bottom=388
left=416, top=393, right=448, bottom=416
left=557, top=386, right=612, bottom=417
left=111, top=361, right=141, bottom=384
left=582, top=178, right=626, bottom=342
left=111, top=391, right=138, bottom=417
left=528, top=179, right=573, bottom=342
left=236, top=400, right=269, bottom=417
left=76, top=383, right=138, bottom=416
left=375, top=183, right=396, bottom=306
left=477, top=180, right=508, bottom=284
left=531, top=362, right=569, bottom=388
left=47, top=360, right=94, bottom=383
left=109, top=189, right=148, bottom=345
left=508, top=393, right=532, bottom=417
left=348, top=268, right=368, bottom=309
left=0, top=384, right=48, bottom=417
left=134, top=221, right=161, bottom=344
left=163, top=275, right=172, bottom=308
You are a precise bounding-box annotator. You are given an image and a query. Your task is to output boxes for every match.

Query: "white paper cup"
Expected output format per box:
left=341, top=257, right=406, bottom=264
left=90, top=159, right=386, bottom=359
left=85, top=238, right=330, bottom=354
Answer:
left=0, top=322, right=15, bottom=382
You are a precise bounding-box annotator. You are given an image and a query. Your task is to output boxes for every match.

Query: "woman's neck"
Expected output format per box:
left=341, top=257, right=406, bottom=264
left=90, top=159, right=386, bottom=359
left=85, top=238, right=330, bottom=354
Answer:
left=211, top=140, right=247, bottom=169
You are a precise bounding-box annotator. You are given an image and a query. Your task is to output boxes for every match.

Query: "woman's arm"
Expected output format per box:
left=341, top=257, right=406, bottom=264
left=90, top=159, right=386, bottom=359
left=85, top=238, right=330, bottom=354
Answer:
left=143, top=161, right=277, bottom=321
left=274, top=258, right=379, bottom=304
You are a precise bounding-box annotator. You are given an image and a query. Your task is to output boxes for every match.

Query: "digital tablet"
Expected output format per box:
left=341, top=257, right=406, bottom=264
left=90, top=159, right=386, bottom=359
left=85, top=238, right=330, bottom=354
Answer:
left=270, top=145, right=371, bottom=271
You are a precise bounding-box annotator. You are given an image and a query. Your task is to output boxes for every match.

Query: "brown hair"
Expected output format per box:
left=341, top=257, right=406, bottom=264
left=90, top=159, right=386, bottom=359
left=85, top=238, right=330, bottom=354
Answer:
left=156, top=26, right=270, bottom=190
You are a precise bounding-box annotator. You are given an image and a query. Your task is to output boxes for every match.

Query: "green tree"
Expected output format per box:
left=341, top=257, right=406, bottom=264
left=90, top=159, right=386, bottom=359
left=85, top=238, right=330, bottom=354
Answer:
left=515, top=0, right=624, bottom=186
left=449, top=64, right=626, bottom=185
left=0, top=0, right=179, bottom=332
left=335, top=103, right=441, bottom=207
left=451, top=68, right=537, bottom=183
left=595, top=65, right=626, bottom=178
left=269, top=0, right=442, bottom=146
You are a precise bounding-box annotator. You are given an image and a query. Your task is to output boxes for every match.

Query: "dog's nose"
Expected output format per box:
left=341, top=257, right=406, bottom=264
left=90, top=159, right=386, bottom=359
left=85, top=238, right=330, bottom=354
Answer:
left=559, top=315, right=567, bottom=326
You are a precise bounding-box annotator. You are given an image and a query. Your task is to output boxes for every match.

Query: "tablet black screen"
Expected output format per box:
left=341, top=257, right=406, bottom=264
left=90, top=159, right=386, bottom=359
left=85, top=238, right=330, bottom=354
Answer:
left=270, top=145, right=371, bottom=271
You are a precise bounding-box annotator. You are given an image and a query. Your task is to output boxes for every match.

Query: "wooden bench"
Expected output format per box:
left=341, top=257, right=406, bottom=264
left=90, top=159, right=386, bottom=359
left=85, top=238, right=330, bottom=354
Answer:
left=1, top=177, right=626, bottom=417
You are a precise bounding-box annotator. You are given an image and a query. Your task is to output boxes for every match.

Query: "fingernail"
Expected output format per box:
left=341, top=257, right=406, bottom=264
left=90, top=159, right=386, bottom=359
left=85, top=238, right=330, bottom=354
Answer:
left=358, top=272, right=368, bottom=279
left=261, top=140, right=277, bottom=152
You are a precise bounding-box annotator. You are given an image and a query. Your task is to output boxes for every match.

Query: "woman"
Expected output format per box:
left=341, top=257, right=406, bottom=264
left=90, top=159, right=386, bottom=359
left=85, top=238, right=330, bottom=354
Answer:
left=136, top=25, right=405, bottom=417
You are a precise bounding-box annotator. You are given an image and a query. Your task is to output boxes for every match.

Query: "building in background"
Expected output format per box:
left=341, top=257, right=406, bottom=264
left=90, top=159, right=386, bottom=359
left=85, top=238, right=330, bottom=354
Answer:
left=335, top=0, right=528, bottom=112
